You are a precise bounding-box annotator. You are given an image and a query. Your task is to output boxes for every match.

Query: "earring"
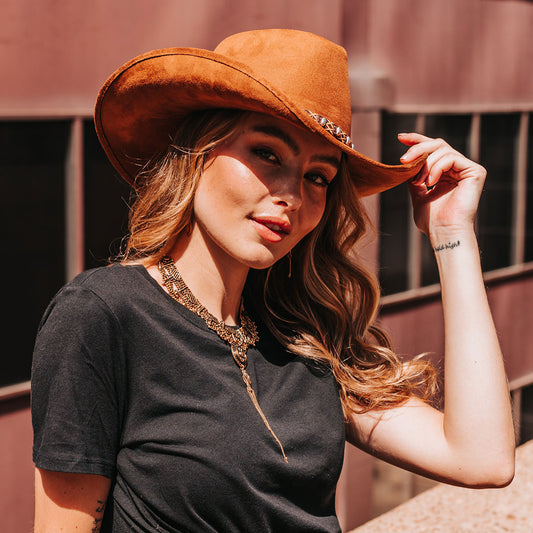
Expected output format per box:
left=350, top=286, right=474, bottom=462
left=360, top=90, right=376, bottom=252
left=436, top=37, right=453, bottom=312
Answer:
left=287, top=250, right=292, bottom=278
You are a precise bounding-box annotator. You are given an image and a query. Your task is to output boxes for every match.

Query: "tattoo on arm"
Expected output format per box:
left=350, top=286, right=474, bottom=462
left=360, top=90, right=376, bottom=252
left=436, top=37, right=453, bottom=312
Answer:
left=91, top=499, right=106, bottom=533
left=434, top=240, right=460, bottom=252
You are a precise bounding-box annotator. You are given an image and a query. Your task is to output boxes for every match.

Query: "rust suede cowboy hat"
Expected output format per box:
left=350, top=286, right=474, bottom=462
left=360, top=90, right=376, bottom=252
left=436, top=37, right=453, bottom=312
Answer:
left=95, top=29, right=425, bottom=196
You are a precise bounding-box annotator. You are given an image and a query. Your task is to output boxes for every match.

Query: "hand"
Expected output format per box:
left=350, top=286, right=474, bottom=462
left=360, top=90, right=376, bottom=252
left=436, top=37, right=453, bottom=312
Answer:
left=398, top=133, right=486, bottom=241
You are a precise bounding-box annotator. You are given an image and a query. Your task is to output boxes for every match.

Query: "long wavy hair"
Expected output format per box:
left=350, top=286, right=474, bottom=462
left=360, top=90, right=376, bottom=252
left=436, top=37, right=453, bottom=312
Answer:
left=121, top=108, right=437, bottom=417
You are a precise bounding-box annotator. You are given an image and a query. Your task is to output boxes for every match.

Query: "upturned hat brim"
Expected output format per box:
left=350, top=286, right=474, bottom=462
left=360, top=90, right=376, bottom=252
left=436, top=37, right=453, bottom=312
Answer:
left=95, top=31, right=425, bottom=196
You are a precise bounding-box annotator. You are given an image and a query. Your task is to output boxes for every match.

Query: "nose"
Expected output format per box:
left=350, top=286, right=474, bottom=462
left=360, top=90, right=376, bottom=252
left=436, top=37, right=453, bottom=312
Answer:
left=272, top=173, right=303, bottom=210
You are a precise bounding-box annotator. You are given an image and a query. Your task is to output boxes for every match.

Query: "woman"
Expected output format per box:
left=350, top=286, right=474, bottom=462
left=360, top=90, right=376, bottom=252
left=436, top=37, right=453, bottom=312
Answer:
left=32, top=29, right=515, bottom=532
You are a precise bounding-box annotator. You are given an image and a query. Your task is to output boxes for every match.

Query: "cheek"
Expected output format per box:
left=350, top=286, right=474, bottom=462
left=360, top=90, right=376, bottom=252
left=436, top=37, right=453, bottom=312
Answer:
left=194, top=157, right=259, bottom=218
left=300, top=194, right=327, bottom=234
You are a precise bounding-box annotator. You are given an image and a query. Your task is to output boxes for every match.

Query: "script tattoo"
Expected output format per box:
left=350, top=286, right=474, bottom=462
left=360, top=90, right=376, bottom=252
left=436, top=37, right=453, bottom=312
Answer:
left=434, top=240, right=460, bottom=252
left=91, top=499, right=106, bottom=533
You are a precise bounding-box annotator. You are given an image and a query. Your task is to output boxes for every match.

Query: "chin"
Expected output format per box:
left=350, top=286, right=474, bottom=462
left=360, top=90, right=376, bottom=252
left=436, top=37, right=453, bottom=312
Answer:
left=239, top=249, right=282, bottom=271
left=243, top=257, right=279, bottom=271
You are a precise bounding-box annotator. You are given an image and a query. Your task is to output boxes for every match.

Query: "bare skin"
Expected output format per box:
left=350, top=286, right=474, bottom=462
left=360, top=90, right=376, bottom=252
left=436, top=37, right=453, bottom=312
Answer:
left=34, top=469, right=110, bottom=533
left=347, top=134, right=515, bottom=487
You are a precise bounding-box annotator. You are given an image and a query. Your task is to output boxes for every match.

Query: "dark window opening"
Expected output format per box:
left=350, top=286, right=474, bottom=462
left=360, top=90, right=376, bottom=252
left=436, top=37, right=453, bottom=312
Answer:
left=0, top=120, right=68, bottom=387
left=83, top=120, right=131, bottom=269
left=478, top=113, right=519, bottom=271
left=379, top=113, right=417, bottom=295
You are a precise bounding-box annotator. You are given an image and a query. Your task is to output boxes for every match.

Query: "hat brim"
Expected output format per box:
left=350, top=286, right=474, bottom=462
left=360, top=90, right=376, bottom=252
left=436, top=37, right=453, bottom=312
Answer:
left=95, top=48, right=425, bottom=197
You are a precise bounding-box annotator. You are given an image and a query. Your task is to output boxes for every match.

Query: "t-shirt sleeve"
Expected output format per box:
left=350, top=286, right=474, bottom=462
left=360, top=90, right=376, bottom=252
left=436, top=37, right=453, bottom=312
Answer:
left=31, top=283, right=125, bottom=479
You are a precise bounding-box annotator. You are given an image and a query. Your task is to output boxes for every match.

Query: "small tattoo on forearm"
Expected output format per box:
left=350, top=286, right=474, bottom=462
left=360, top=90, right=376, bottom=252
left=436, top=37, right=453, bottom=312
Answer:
left=95, top=499, right=106, bottom=513
left=91, top=499, right=106, bottom=533
left=434, top=240, right=460, bottom=252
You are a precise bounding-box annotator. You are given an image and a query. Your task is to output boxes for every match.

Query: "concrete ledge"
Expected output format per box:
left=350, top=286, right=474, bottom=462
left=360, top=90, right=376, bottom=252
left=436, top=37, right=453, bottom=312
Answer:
left=350, top=440, right=533, bottom=532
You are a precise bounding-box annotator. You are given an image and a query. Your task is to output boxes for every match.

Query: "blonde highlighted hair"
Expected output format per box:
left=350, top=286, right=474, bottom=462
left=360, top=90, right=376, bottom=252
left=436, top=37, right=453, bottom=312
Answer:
left=122, top=108, right=437, bottom=416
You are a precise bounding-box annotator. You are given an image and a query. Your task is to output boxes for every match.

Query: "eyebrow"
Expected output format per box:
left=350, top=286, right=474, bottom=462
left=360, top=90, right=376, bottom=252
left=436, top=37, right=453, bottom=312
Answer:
left=252, top=125, right=301, bottom=155
left=311, top=153, right=342, bottom=169
left=251, top=124, right=341, bottom=169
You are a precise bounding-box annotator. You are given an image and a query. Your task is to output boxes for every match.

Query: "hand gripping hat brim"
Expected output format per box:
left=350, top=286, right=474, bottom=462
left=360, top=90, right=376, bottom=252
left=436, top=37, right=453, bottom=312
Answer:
left=95, top=29, right=425, bottom=197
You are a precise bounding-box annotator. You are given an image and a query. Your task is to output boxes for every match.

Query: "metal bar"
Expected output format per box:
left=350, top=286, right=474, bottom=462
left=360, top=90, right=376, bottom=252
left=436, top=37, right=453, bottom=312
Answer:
left=0, top=381, right=31, bottom=402
left=65, top=117, right=85, bottom=281
left=381, top=261, right=533, bottom=307
left=469, top=113, right=482, bottom=238
left=0, top=109, right=92, bottom=120
left=512, top=388, right=522, bottom=445
left=387, top=102, right=533, bottom=115
left=407, top=114, right=425, bottom=290
left=509, top=369, right=533, bottom=392
left=512, top=112, right=529, bottom=265
left=469, top=113, right=481, bottom=162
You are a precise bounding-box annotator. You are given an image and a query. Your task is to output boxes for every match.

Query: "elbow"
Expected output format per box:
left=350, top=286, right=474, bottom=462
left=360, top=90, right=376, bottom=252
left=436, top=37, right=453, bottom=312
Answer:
left=484, top=460, right=515, bottom=488
left=460, top=456, right=515, bottom=489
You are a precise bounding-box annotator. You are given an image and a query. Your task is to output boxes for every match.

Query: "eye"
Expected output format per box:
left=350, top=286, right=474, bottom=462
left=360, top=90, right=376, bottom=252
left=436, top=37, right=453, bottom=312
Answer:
left=252, top=147, right=280, bottom=164
left=305, top=172, right=331, bottom=188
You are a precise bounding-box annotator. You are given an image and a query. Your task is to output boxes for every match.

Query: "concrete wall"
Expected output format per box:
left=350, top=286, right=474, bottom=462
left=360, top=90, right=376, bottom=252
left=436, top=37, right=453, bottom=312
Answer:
left=0, top=396, right=34, bottom=532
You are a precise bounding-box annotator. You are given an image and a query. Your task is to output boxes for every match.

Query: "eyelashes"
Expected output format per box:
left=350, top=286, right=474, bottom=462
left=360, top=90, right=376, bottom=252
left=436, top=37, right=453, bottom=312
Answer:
left=251, top=147, right=330, bottom=187
left=252, top=147, right=280, bottom=164
left=306, top=173, right=330, bottom=188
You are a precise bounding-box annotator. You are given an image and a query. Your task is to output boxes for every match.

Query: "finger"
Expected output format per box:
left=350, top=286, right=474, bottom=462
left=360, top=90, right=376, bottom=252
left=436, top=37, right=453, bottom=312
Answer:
left=426, top=144, right=485, bottom=184
left=399, top=135, right=449, bottom=163
left=426, top=153, right=462, bottom=187
left=405, top=146, right=451, bottom=185
left=411, top=146, right=459, bottom=189
left=397, top=132, right=433, bottom=146
left=411, top=164, right=429, bottom=187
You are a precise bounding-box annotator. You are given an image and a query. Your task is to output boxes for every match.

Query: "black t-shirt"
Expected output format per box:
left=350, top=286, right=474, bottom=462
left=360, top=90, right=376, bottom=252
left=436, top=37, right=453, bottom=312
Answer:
left=32, top=264, right=345, bottom=532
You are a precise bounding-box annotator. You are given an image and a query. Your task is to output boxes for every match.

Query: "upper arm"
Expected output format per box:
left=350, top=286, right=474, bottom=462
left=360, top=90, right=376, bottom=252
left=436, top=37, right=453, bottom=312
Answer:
left=35, top=468, right=111, bottom=533
left=32, top=285, right=123, bottom=481
left=345, top=397, right=509, bottom=487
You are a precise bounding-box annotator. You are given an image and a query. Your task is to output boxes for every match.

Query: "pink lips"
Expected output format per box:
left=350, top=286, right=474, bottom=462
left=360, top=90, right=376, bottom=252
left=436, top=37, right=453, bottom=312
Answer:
left=250, top=216, right=292, bottom=243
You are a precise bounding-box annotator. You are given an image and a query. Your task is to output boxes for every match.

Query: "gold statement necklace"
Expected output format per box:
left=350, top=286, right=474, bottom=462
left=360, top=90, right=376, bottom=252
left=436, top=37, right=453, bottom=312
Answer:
left=158, top=256, right=288, bottom=463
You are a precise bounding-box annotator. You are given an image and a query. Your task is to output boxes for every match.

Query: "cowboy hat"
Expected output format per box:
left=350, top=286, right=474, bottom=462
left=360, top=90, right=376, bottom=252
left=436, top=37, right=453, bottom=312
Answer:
left=95, top=29, right=425, bottom=196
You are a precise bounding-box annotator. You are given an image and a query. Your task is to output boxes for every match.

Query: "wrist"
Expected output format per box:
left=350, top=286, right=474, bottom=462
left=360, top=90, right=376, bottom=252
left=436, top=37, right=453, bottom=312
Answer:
left=429, top=226, right=477, bottom=250
left=428, top=225, right=476, bottom=248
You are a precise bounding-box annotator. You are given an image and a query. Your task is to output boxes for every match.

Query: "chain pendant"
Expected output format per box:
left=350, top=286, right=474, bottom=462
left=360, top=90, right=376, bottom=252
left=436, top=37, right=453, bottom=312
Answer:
left=158, top=256, right=288, bottom=463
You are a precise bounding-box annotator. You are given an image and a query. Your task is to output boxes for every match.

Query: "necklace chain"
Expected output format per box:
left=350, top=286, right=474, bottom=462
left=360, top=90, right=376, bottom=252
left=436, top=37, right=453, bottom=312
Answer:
left=158, top=256, right=288, bottom=463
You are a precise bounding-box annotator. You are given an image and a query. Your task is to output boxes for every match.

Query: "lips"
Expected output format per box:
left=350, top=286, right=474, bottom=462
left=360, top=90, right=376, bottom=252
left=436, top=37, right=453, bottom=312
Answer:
left=250, top=216, right=292, bottom=242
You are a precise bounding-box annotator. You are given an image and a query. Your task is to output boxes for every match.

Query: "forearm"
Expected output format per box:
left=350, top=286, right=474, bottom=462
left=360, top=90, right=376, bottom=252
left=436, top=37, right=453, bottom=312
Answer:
left=432, top=226, right=515, bottom=479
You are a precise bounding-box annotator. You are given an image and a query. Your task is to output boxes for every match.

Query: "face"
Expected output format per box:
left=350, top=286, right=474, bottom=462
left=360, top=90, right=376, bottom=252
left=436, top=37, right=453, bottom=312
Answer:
left=190, top=112, right=341, bottom=271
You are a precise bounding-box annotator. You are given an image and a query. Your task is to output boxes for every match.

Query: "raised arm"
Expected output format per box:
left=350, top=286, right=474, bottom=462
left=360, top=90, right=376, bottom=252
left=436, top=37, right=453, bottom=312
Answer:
left=346, top=134, right=515, bottom=488
left=34, top=468, right=111, bottom=533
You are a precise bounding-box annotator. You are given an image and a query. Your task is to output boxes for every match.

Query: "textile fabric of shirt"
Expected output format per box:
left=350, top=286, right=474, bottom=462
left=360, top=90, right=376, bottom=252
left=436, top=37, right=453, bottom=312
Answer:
left=31, top=264, right=345, bottom=532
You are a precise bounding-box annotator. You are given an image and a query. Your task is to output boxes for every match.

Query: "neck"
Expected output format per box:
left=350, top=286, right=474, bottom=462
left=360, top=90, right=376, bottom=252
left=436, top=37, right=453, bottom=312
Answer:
left=163, top=227, right=249, bottom=326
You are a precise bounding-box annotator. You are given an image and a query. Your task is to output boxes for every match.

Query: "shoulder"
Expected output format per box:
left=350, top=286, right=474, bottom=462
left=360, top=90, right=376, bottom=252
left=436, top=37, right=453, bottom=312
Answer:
left=38, top=264, right=152, bottom=333
left=69, top=263, right=144, bottom=295
left=59, top=263, right=151, bottom=307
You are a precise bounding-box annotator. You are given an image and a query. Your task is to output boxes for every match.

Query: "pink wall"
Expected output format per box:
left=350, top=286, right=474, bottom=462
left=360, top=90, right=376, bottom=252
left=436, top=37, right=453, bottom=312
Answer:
left=380, top=271, right=533, bottom=390
left=363, top=0, right=533, bottom=109
left=0, top=0, right=343, bottom=116
left=487, top=272, right=533, bottom=383
left=6, top=0, right=533, bottom=117
left=0, top=397, right=34, bottom=532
